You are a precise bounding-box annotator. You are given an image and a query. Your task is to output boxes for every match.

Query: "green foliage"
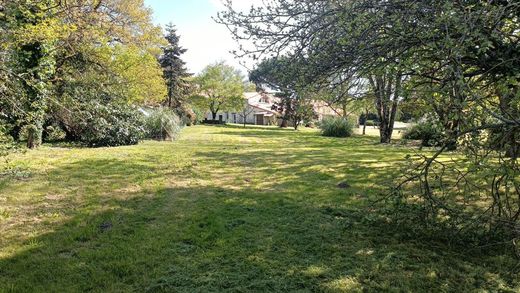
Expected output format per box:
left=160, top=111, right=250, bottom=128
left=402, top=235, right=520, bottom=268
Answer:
left=190, top=106, right=207, bottom=125
left=0, top=124, right=17, bottom=159
left=144, top=107, right=183, bottom=141
left=364, top=120, right=378, bottom=127
left=403, top=120, right=445, bottom=147
left=70, top=102, right=145, bottom=147
left=319, top=117, right=354, bottom=138
left=192, top=62, right=245, bottom=118
left=0, top=0, right=167, bottom=148
left=107, top=45, right=167, bottom=104
left=160, top=24, right=192, bottom=112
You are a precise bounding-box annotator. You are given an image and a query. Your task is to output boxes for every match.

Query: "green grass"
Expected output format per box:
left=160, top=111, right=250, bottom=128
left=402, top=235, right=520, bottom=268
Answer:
left=0, top=125, right=518, bottom=292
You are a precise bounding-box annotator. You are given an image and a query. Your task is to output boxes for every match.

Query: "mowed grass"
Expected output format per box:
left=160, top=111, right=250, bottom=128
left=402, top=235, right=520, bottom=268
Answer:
left=0, top=125, right=518, bottom=292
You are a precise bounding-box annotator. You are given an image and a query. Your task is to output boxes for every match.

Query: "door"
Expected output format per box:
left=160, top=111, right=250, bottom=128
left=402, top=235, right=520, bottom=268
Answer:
left=256, top=114, right=264, bottom=125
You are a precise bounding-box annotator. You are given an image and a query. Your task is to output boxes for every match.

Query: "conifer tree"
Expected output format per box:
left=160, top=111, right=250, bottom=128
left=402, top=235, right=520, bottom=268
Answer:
left=160, top=24, right=192, bottom=113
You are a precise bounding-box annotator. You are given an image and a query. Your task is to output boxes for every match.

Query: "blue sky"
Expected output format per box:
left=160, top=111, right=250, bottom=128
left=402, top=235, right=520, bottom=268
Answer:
left=144, top=0, right=259, bottom=74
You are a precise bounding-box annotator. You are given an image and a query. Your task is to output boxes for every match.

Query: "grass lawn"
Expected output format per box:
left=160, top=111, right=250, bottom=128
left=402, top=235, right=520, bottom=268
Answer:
left=0, top=125, right=518, bottom=292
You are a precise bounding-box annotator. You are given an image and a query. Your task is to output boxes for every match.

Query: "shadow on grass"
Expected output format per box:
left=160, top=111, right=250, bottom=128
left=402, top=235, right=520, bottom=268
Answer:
left=0, top=125, right=517, bottom=291
left=1, top=183, right=517, bottom=292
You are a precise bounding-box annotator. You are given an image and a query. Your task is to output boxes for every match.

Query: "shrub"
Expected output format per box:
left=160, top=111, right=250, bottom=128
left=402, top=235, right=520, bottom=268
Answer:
left=319, top=117, right=354, bottom=138
left=0, top=124, right=17, bottom=159
left=402, top=120, right=444, bottom=146
left=364, top=120, right=379, bottom=127
left=359, top=113, right=379, bottom=125
left=191, top=107, right=206, bottom=125
left=144, top=107, right=183, bottom=141
left=71, top=102, right=145, bottom=147
left=43, top=125, right=66, bottom=142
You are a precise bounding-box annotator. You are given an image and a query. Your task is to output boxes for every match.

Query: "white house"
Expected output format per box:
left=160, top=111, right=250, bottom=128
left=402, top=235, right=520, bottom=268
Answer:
left=205, top=92, right=281, bottom=125
left=205, top=91, right=344, bottom=126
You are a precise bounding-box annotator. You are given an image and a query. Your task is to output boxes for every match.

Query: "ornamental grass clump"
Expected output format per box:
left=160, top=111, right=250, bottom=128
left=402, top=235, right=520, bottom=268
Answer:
left=319, top=117, right=354, bottom=138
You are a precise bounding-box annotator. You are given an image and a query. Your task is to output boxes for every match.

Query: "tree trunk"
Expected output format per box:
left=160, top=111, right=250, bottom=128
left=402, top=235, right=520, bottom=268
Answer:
left=167, top=88, right=173, bottom=108
left=362, top=108, right=368, bottom=135
left=26, top=123, right=43, bottom=149
left=280, top=118, right=288, bottom=128
left=505, top=131, right=519, bottom=159
left=369, top=72, right=401, bottom=144
left=498, top=87, right=520, bottom=158
left=211, top=111, right=217, bottom=120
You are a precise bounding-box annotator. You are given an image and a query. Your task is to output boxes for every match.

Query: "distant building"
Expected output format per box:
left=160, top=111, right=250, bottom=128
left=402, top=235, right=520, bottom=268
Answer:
left=205, top=92, right=281, bottom=125
left=205, top=92, right=341, bottom=126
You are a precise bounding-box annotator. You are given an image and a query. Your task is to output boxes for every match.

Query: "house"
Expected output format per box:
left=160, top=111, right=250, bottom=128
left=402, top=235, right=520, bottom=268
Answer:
left=205, top=91, right=342, bottom=126
left=205, top=92, right=281, bottom=126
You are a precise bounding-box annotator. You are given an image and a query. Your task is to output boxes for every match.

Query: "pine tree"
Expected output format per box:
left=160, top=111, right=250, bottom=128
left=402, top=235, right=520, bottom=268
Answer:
left=159, top=24, right=191, bottom=113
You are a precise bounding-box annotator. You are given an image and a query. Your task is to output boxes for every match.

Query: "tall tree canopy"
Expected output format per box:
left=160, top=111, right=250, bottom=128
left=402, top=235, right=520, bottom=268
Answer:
left=0, top=0, right=167, bottom=147
left=160, top=24, right=192, bottom=111
left=249, top=57, right=317, bottom=129
left=192, top=62, right=245, bottom=121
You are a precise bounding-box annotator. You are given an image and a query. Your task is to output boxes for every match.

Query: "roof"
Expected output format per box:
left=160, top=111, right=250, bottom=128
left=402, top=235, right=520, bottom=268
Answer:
left=244, top=92, right=280, bottom=115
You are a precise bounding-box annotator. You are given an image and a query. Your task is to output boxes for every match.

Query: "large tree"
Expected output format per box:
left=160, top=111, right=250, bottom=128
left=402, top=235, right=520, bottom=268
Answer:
left=160, top=24, right=191, bottom=111
left=249, top=57, right=317, bottom=129
left=219, top=0, right=520, bottom=236
left=1, top=0, right=167, bottom=147
left=192, top=62, right=245, bottom=121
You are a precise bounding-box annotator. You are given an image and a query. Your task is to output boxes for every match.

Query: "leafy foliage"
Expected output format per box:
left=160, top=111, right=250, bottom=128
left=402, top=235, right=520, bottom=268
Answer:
left=0, top=0, right=167, bottom=148
left=69, top=102, right=145, bottom=147
left=250, top=58, right=318, bottom=129
left=271, top=93, right=317, bottom=130
left=0, top=124, right=17, bottom=161
left=319, top=117, right=354, bottom=138
left=192, top=62, right=245, bottom=120
left=219, top=0, right=520, bottom=239
left=402, top=120, right=444, bottom=147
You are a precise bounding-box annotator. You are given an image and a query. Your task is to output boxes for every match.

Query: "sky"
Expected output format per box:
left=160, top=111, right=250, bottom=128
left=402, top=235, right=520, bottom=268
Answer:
left=144, top=0, right=260, bottom=75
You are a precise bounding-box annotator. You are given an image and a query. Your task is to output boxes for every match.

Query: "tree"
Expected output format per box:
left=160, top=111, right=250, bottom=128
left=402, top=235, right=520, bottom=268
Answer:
left=250, top=57, right=317, bottom=129
left=1, top=0, right=167, bottom=148
left=238, top=106, right=255, bottom=128
left=218, top=0, right=520, bottom=237
left=271, top=93, right=316, bottom=130
left=192, top=62, right=245, bottom=121
left=159, top=24, right=192, bottom=111
left=368, top=71, right=403, bottom=143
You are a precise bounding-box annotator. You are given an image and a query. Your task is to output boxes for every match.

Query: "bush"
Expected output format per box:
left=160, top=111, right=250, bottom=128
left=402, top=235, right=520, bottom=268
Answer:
left=71, top=102, right=145, bottom=147
left=364, top=120, right=379, bottom=127
left=359, top=113, right=379, bottom=125
left=144, top=107, right=183, bottom=141
left=403, top=120, right=444, bottom=146
left=319, top=117, right=354, bottom=138
left=43, top=125, right=66, bottom=142
left=0, top=124, right=17, bottom=159
left=191, top=107, right=206, bottom=125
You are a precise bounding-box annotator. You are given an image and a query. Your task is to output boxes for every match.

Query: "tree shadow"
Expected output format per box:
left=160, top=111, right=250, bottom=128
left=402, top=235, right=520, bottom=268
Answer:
left=1, top=183, right=517, bottom=292
left=0, top=130, right=517, bottom=292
